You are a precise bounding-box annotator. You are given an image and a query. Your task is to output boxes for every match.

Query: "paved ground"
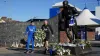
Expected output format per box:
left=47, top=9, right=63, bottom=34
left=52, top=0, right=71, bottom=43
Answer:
left=0, top=47, right=49, bottom=56
left=0, top=47, right=100, bottom=56
left=82, top=47, right=100, bottom=56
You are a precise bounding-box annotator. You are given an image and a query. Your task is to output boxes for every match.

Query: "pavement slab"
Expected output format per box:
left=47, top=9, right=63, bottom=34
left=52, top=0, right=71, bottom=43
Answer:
left=0, top=47, right=100, bottom=56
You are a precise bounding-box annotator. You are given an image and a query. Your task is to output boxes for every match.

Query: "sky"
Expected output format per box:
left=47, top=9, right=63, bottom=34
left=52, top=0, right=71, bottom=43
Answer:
left=0, top=0, right=99, bottom=21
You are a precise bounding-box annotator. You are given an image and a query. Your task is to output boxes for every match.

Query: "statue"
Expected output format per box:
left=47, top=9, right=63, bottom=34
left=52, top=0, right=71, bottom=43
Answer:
left=59, top=0, right=80, bottom=43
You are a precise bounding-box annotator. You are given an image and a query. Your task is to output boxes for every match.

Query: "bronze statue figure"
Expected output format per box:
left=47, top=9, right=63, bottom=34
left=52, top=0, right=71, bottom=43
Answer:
left=59, top=0, right=80, bottom=43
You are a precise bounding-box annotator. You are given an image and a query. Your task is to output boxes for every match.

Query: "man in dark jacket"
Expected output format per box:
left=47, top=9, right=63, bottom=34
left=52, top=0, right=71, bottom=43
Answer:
left=41, top=20, right=54, bottom=54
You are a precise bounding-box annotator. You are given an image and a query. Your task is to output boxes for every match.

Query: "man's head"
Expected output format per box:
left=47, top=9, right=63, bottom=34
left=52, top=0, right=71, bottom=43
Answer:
left=30, top=21, right=34, bottom=25
left=44, top=20, right=48, bottom=25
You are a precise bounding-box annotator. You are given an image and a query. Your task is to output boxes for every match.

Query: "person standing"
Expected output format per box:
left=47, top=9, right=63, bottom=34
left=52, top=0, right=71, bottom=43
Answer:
left=24, top=21, right=36, bottom=54
left=41, top=20, right=54, bottom=54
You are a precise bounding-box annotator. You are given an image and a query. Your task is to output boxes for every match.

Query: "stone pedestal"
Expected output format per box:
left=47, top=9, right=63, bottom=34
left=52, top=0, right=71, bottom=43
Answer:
left=62, top=46, right=92, bottom=56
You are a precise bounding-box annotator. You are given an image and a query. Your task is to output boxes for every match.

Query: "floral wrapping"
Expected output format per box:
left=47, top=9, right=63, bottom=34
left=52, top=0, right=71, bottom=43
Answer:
left=34, top=29, right=46, bottom=42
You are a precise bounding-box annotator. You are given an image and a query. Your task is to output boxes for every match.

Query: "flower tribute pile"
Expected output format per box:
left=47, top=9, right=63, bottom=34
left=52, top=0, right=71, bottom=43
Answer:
left=34, top=29, right=46, bottom=42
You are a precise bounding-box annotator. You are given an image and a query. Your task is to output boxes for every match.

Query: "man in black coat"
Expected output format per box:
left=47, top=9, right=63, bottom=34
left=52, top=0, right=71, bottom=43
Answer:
left=41, top=20, right=54, bottom=54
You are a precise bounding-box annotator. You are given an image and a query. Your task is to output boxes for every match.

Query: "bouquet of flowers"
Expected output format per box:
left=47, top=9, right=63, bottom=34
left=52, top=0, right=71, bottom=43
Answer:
left=50, top=43, right=71, bottom=56
left=85, top=41, right=91, bottom=47
left=34, top=29, right=46, bottom=42
left=74, top=39, right=86, bottom=45
left=74, top=39, right=91, bottom=49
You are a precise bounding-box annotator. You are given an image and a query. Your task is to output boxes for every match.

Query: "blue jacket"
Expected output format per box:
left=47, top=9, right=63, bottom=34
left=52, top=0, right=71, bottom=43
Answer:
left=25, top=25, right=36, bottom=35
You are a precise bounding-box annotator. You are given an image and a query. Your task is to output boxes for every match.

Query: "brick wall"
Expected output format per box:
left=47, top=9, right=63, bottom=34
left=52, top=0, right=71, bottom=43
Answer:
left=60, top=31, right=70, bottom=43
left=87, top=31, right=95, bottom=40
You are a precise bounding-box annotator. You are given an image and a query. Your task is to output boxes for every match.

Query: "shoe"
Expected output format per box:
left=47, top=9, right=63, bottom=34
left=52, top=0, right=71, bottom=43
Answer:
left=44, top=49, right=48, bottom=54
left=69, top=40, right=73, bottom=43
left=30, top=50, right=34, bottom=53
left=24, top=50, right=30, bottom=54
left=43, top=50, right=46, bottom=54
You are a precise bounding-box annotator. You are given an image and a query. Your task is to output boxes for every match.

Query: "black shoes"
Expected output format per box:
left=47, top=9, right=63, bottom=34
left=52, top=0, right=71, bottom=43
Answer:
left=24, top=50, right=34, bottom=54
left=24, top=50, right=30, bottom=54
left=30, top=50, right=34, bottom=53
left=44, top=49, right=48, bottom=54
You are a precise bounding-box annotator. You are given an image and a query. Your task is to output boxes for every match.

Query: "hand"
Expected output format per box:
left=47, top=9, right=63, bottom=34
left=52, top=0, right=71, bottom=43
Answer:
left=25, top=35, right=27, bottom=38
left=24, top=35, right=27, bottom=41
left=24, top=37, right=27, bottom=41
left=52, top=34, right=54, bottom=37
